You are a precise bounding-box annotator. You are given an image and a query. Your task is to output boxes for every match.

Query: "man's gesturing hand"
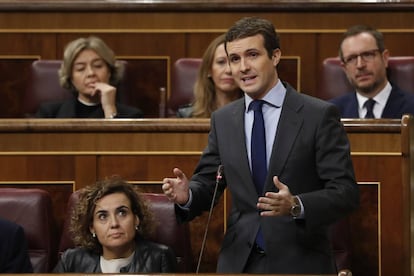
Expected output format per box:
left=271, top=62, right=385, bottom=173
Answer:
left=162, top=167, right=190, bottom=205
left=257, top=176, right=296, bottom=217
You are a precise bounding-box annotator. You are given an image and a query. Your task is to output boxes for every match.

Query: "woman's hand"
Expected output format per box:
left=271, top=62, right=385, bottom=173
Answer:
left=92, top=82, right=117, bottom=118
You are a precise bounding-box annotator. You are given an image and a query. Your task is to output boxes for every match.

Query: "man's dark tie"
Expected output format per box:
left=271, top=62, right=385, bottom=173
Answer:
left=249, top=100, right=267, bottom=251
left=364, top=98, right=376, bottom=118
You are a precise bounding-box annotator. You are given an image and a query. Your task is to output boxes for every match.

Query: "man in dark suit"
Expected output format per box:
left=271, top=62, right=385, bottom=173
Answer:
left=330, top=25, right=414, bottom=118
left=0, top=218, right=33, bottom=273
left=162, top=17, right=359, bottom=274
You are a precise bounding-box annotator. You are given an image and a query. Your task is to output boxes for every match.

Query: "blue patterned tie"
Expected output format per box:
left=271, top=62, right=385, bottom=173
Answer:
left=364, top=98, right=376, bottom=118
left=249, top=100, right=267, bottom=250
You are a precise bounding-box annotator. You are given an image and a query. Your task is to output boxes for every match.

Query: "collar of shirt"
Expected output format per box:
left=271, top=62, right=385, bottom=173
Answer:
left=244, top=79, right=286, bottom=113
left=77, top=97, right=100, bottom=106
left=356, top=81, right=392, bottom=118
left=100, top=251, right=135, bottom=273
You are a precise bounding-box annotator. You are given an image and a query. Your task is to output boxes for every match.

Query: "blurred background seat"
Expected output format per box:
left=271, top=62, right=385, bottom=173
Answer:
left=22, top=60, right=72, bottom=117
left=0, top=188, right=57, bottom=273
left=58, top=190, right=193, bottom=272
left=319, top=56, right=414, bottom=100
left=166, top=58, right=202, bottom=117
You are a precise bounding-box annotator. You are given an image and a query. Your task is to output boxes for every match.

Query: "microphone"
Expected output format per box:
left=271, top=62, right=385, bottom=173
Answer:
left=196, top=165, right=224, bottom=274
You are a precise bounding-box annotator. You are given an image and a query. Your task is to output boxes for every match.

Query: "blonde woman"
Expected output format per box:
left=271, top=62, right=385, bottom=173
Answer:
left=177, top=34, right=243, bottom=118
left=36, top=36, right=142, bottom=118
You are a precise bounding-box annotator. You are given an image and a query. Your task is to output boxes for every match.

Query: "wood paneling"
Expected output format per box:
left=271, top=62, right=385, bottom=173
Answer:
left=351, top=183, right=379, bottom=275
left=0, top=58, right=36, bottom=117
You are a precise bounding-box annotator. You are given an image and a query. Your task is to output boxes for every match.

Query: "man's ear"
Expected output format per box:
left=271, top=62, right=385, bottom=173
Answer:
left=381, top=49, right=390, bottom=68
left=272, top=48, right=282, bottom=67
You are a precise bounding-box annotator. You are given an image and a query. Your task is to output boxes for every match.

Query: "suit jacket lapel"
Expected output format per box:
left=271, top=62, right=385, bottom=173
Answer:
left=56, top=98, right=78, bottom=118
left=232, top=100, right=256, bottom=193
left=382, top=87, right=404, bottom=118
left=345, top=93, right=359, bottom=118
left=266, top=85, right=303, bottom=191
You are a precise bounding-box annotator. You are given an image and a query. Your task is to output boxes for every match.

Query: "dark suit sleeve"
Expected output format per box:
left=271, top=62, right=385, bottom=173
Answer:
left=300, top=104, right=360, bottom=229
left=176, top=111, right=224, bottom=222
left=1, top=223, right=33, bottom=273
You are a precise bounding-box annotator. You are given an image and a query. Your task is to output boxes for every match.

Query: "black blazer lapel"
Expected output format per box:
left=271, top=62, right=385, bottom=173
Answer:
left=56, top=98, right=78, bottom=118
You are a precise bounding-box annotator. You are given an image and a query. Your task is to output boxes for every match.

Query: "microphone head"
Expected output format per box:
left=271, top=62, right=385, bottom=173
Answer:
left=216, top=165, right=224, bottom=181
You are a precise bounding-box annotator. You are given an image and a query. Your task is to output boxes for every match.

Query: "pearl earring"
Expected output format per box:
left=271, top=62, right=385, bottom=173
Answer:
left=135, top=225, right=139, bottom=231
left=92, top=232, right=96, bottom=238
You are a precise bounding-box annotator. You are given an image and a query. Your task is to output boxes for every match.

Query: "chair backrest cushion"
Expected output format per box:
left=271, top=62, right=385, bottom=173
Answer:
left=59, top=191, right=193, bottom=272
left=23, top=60, right=73, bottom=117
left=319, top=56, right=414, bottom=100
left=0, top=188, right=56, bottom=272
left=167, top=58, right=202, bottom=117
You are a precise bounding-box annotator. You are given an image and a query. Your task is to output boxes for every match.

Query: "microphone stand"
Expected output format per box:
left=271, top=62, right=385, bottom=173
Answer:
left=196, top=165, right=224, bottom=274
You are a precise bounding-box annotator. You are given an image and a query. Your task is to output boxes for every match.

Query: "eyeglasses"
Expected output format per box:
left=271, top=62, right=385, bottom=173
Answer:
left=342, top=49, right=381, bottom=66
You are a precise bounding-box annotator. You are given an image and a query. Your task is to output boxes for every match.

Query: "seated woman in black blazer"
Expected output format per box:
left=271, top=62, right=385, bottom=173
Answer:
left=36, top=36, right=142, bottom=118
